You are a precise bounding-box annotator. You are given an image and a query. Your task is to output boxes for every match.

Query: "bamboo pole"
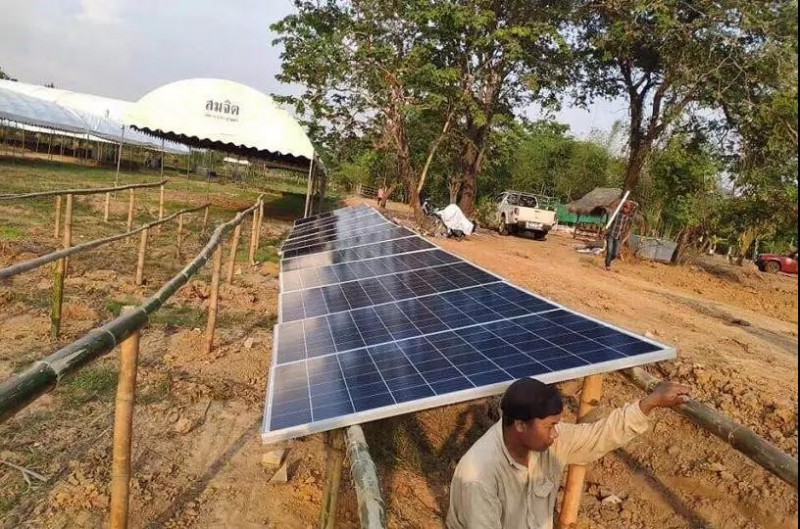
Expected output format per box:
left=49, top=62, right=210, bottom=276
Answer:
left=559, top=374, right=604, bottom=528
left=624, top=367, right=798, bottom=489
left=135, top=228, right=149, bottom=286
left=320, top=429, right=346, bottom=529
left=226, top=224, right=242, bottom=284
left=202, top=205, right=210, bottom=234
left=176, top=214, right=184, bottom=256
left=104, top=192, right=111, bottom=222
left=248, top=205, right=260, bottom=264
left=157, top=184, right=165, bottom=234
left=126, top=188, right=135, bottom=234
left=202, top=246, right=223, bottom=355
left=50, top=194, right=73, bottom=339
left=54, top=196, right=62, bottom=239
left=345, top=425, right=386, bottom=528
left=254, top=201, right=264, bottom=256
left=109, top=306, right=140, bottom=529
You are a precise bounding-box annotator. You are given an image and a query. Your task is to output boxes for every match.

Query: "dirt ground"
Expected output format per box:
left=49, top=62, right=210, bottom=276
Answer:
left=1, top=186, right=797, bottom=529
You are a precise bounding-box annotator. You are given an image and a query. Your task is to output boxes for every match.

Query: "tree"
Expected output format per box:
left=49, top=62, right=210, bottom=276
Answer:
left=0, top=66, right=17, bottom=82
left=272, top=0, right=461, bottom=217
left=571, top=0, right=789, bottom=193
left=428, top=0, right=572, bottom=214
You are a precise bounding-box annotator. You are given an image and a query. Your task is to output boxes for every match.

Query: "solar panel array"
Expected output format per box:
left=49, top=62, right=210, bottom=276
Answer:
left=262, top=205, right=675, bottom=443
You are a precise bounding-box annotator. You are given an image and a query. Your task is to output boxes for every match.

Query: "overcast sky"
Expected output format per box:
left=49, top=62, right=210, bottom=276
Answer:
left=0, top=0, right=626, bottom=139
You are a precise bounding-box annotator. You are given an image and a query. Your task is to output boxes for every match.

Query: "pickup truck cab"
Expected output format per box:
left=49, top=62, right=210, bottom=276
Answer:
left=755, top=251, right=798, bottom=274
left=495, top=191, right=557, bottom=240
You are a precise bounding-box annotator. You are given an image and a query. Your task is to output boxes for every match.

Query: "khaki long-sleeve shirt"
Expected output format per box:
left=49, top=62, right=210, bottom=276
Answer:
left=446, top=402, right=651, bottom=529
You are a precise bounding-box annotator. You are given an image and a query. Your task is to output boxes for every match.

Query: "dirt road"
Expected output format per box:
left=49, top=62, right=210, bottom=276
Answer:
left=1, top=197, right=796, bottom=528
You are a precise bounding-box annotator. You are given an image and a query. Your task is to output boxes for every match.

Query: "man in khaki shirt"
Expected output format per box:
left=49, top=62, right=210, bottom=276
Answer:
left=447, top=378, right=690, bottom=529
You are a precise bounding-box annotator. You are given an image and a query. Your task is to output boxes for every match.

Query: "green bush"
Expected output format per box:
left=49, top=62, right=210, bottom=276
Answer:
left=474, top=197, right=499, bottom=231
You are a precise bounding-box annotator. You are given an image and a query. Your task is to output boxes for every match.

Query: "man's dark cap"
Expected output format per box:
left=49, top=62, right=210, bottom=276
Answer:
left=500, top=378, right=564, bottom=425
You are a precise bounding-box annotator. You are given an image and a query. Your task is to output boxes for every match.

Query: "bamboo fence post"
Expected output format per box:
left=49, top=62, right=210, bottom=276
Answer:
left=559, top=374, right=604, bottom=528
left=202, top=205, right=210, bottom=234
left=50, top=194, right=73, bottom=339
left=157, top=184, right=165, bottom=234
left=254, top=201, right=264, bottom=256
left=202, top=246, right=223, bottom=355
left=176, top=214, right=184, bottom=257
left=345, top=426, right=386, bottom=528
left=319, top=429, right=346, bottom=529
left=54, top=195, right=62, bottom=239
left=104, top=192, right=111, bottom=222
left=134, top=228, right=149, bottom=286
left=126, top=188, right=135, bottom=234
left=109, top=306, right=140, bottom=529
left=248, top=204, right=260, bottom=264
left=226, top=224, right=242, bottom=284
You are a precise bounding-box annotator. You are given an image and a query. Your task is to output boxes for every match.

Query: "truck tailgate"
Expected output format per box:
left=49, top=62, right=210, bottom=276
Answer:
left=515, top=208, right=556, bottom=224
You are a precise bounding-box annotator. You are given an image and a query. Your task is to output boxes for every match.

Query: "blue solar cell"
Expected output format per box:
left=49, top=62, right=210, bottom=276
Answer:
left=430, top=376, right=474, bottom=394
left=392, top=384, right=435, bottom=403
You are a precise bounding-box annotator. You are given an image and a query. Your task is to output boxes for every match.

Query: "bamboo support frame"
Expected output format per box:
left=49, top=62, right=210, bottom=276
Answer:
left=177, top=214, right=185, bottom=255
left=104, top=192, right=111, bottom=222
left=126, top=189, right=135, bottom=234
left=109, top=306, right=140, bottom=529
left=54, top=195, right=62, bottom=239
left=50, top=194, right=73, bottom=339
left=135, top=228, right=149, bottom=286
left=624, top=367, right=798, bottom=489
left=203, top=246, right=223, bottom=355
left=0, top=180, right=167, bottom=202
left=559, top=374, right=604, bottom=528
left=202, top=205, right=210, bottom=234
left=320, top=429, right=346, bottom=529
left=0, top=197, right=262, bottom=423
left=157, top=185, right=165, bottom=234
left=226, top=224, right=242, bottom=284
left=0, top=204, right=208, bottom=280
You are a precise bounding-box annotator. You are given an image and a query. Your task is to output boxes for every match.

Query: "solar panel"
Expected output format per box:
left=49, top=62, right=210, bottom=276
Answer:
left=284, top=209, right=385, bottom=242
left=262, top=206, right=675, bottom=443
left=281, top=224, right=414, bottom=259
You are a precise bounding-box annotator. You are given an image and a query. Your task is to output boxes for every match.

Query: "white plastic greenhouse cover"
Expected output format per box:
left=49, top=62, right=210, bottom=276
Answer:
left=125, top=79, right=315, bottom=167
left=0, top=87, right=88, bottom=134
left=0, top=80, right=189, bottom=154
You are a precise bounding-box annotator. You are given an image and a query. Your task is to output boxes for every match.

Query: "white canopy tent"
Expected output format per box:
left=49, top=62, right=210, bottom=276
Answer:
left=125, top=78, right=322, bottom=216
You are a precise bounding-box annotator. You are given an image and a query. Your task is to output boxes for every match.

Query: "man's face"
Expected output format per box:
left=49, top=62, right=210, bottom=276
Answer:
left=515, top=413, right=562, bottom=452
left=622, top=202, right=633, bottom=214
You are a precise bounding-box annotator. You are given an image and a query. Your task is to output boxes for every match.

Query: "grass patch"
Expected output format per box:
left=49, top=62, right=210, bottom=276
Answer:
left=0, top=225, right=25, bottom=241
left=254, top=246, right=280, bottom=264
left=60, top=366, right=118, bottom=406
left=0, top=494, right=21, bottom=518
left=149, top=304, right=206, bottom=328
left=217, top=311, right=276, bottom=329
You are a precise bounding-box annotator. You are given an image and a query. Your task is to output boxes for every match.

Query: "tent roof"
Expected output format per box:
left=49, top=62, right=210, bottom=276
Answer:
left=0, top=87, right=88, bottom=134
left=566, top=187, right=624, bottom=215
left=124, top=79, right=315, bottom=168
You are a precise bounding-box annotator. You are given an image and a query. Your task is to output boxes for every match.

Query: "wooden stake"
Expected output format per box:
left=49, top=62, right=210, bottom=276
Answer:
left=104, top=192, right=111, bottom=222
left=320, top=429, right=346, bottom=529
left=559, top=374, right=604, bottom=528
left=50, top=194, right=73, bottom=339
left=157, top=184, right=165, bottom=233
left=248, top=205, right=260, bottom=264
left=134, top=228, right=148, bottom=286
left=226, top=224, right=242, bottom=284
left=54, top=195, right=62, bottom=239
left=126, top=188, right=135, bottom=233
left=202, top=205, right=210, bottom=234
left=203, top=246, right=223, bottom=355
left=109, top=306, right=140, bottom=529
left=254, top=201, right=264, bottom=256
left=176, top=214, right=184, bottom=257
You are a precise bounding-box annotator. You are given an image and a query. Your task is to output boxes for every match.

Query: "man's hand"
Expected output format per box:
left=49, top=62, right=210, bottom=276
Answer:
left=639, top=381, right=692, bottom=415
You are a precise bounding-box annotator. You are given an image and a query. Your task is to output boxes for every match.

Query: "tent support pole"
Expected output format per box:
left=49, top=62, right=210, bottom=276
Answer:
left=303, top=157, right=315, bottom=218
left=114, top=126, right=125, bottom=190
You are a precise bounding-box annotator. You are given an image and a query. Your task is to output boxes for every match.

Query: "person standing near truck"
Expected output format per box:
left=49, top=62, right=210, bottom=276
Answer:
left=605, top=200, right=635, bottom=271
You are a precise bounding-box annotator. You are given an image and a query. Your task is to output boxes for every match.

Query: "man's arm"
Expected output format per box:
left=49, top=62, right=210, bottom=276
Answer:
left=555, top=381, right=691, bottom=466
left=452, top=481, right=503, bottom=529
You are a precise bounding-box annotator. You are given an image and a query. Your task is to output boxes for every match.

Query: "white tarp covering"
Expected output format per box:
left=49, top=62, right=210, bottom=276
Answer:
left=0, top=80, right=189, bottom=154
left=124, top=78, right=314, bottom=164
left=0, top=87, right=88, bottom=134
left=437, top=204, right=475, bottom=236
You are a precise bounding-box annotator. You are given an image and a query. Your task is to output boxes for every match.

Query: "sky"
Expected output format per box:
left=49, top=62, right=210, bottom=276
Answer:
left=0, top=0, right=626, bottom=139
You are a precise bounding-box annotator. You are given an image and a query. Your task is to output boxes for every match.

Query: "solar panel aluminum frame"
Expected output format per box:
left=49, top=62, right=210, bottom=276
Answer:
left=261, top=229, right=676, bottom=444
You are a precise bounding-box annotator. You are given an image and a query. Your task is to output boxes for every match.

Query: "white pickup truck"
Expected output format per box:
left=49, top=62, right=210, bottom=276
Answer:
left=495, top=190, right=557, bottom=240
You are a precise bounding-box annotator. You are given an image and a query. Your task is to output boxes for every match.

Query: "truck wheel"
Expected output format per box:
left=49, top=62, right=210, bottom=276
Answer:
left=499, top=216, right=509, bottom=236
left=533, top=231, right=547, bottom=241
left=765, top=261, right=781, bottom=273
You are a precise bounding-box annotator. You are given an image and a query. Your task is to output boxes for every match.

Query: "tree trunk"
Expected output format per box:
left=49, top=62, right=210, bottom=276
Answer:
left=458, top=121, right=489, bottom=216
left=623, top=145, right=649, bottom=192
left=736, top=227, right=759, bottom=266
